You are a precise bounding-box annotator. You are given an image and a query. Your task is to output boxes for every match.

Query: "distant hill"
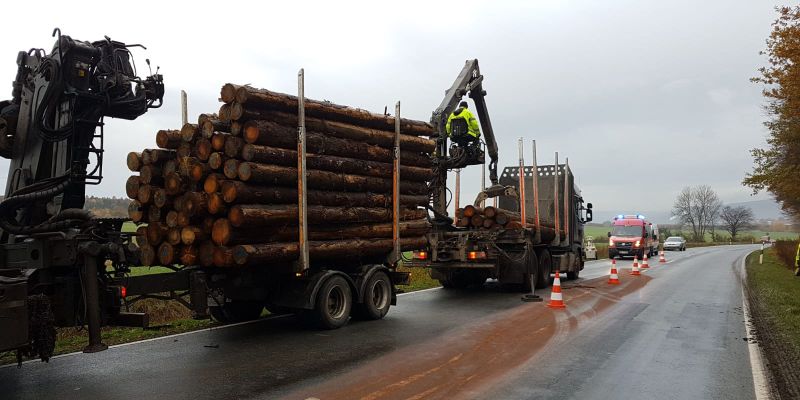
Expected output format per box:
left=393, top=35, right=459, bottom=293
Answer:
left=726, top=199, right=786, bottom=221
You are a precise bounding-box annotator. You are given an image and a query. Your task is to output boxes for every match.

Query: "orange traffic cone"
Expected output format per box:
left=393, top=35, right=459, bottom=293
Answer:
left=630, top=255, right=641, bottom=276
left=608, top=259, right=620, bottom=284
left=547, top=272, right=566, bottom=308
left=659, top=250, right=666, bottom=263
left=641, top=254, right=650, bottom=269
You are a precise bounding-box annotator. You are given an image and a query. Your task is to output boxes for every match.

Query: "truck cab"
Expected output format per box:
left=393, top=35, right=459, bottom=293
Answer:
left=607, top=215, right=658, bottom=259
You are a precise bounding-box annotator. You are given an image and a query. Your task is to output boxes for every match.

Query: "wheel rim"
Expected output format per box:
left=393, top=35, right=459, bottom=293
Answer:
left=369, top=279, right=390, bottom=310
left=326, top=286, right=347, bottom=319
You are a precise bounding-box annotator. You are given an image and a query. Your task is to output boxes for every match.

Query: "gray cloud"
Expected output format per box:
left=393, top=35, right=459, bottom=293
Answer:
left=0, top=0, right=780, bottom=216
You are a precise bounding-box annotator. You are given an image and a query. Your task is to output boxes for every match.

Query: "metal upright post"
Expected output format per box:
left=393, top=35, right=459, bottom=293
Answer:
left=392, top=101, right=401, bottom=263
left=518, top=138, right=527, bottom=226
left=454, top=169, right=461, bottom=223
left=481, top=142, right=486, bottom=208
left=553, top=152, right=560, bottom=245
left=531, top=140, right=540, bottom=230
left=563, top=158, right=570, bottom=247
left=297, top=69, right=309, bottom=274
left=181, top=90, right=188, bottom=126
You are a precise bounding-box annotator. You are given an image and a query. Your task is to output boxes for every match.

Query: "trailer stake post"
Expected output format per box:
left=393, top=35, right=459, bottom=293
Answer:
left=390, top=101, right=401, bottom=264
left=296, top=69, right=309, bottom=274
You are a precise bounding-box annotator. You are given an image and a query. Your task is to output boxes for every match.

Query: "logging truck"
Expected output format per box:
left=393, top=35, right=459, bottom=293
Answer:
left=405, top=59, right=593, bottom=290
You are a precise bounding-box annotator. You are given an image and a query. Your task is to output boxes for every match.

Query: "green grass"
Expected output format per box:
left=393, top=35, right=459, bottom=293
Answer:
left=746, top=248, right=800, bottom=355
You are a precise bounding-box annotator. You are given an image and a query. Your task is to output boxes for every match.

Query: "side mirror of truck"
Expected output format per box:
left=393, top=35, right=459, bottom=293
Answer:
left=587, top=203, right=593, bottom=209
left=586, top=209, right=593, bottom=222
left=607, top=231, right=611, bottom=238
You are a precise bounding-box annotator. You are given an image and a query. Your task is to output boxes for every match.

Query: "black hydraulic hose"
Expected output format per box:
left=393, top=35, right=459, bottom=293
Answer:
left=0, top=177, right=93, bottom=235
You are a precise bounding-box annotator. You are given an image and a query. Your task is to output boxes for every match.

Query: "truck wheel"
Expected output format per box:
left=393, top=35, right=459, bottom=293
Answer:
left=535, top=249, right=552, bottom=289
left=307, top=275, right=352, bottom=329
left=566, top=250, right=582, bottom=280
left=209, top=300, right=263, bottom=323
left=353, top=271, right=392, bottom=320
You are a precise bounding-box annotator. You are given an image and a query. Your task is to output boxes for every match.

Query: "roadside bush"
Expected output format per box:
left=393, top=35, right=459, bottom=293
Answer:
left=774, top=240, right=798, bottom=271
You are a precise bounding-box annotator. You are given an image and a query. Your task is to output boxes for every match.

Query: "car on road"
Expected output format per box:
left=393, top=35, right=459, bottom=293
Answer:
left=663, top=236, right=686, bottom=251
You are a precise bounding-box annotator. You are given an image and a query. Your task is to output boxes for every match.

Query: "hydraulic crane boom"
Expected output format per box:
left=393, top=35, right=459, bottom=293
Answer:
left=0, top=29, right=164, bottom=363
left=430, top=59, right=500, bottom=215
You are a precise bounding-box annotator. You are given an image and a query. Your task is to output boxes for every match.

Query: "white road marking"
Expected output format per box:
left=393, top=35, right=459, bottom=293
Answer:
left=740, top=255, right=771, bottom=400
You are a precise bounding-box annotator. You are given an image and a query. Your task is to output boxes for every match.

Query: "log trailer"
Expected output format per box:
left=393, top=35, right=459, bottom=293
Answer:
left=407, top=59, right=594, bottom=290
left=0, top=32, right=426, bottom=364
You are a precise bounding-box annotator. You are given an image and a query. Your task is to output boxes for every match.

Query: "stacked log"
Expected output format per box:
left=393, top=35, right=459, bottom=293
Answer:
left=453, top=205, right=565, bottom=242
left=127, top=84, right=435, bottom=268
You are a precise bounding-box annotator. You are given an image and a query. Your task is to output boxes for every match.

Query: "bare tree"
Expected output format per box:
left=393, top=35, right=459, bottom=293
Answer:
left=719, top=205, right=754, bottom=241
left=671, top=185, right=722, bottom=241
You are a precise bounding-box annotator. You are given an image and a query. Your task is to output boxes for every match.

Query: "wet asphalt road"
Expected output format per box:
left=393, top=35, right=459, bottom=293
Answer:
left=1, top=245, right=759, bottom=400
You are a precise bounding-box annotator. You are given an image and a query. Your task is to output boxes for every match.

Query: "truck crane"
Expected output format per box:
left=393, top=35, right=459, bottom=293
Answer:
left=411, top=59, right=593, bottom=290
left=0, top=30, right=166, bottom=364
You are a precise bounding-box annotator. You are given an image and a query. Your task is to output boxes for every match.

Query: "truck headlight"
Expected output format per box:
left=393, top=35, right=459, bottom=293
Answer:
left=634, top=240, right=640, bottom=247
left=609, top=239, right=614, bottom=246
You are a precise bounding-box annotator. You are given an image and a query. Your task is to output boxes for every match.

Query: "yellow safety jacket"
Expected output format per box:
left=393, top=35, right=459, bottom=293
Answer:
left=795, top=243, right=800, bottom=276
left=446, top=107, right=480, bottom=139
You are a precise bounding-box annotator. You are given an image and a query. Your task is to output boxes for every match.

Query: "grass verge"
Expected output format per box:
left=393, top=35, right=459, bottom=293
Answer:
left=746, top=249, right=800, bottom=354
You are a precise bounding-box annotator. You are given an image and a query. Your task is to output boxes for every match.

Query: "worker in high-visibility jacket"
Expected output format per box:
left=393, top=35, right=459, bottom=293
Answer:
left=795, top=242, right=800, bottom=276
left=446, top=101, right=481, bottom=146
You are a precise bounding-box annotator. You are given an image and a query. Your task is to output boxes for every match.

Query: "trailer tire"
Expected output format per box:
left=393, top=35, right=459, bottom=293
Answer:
left=209, top=300, right=264, bottom=324
left=566, top=250, right=583, bottom=280
left=305, top=275, right=352, bottom=329
left=352, top=271, right=391, bottom=320
left=535, top=249, right=552, bottom=289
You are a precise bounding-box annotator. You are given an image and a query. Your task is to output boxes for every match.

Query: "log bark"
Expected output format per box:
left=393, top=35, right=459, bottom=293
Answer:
left=142, top=149, right=174, bottom=165
left=221, top=180, right=429, bottom=208
left=232, top=85, right=435, bottom=136
left=208, top=152, right=229, bottom=170
left=180, top=123, right=199, bottom=143
left=148, top=206, right=162, bottom=223
left=207, top=192, right=227, bottom=215
left=244, top=112, right=435, bottom=153
left=242, top=120, right=432, bottom=168
left=180, top=246, right=198, bottom=266
left=127, top=152, right=143, bottom=172
left=212, top=218, right=430, bottom=246
left=158, top=242, right=176, bottom=265
left=224, top=136, right=245, bottom=158
left=213, top=246, right=235, bottom=267
left=156, top=129, right=182, bottom=149
left=201, top=119, right=231, bottom=139
left=198, top=241, right=215, bottom=267
left=146, top=222, right=167, bottom=245
left=140, top=245, right=156, bottom=267
left=181, top=226, right=207, bottom=245
left=233, top=237, right=427, bottom=266
left=223, top=159, right=240, bottom=179
left=128, top=200, right=145, bottom=222
left=228, top=204, right=427, bottom=228
left=153, top=188, right=171, bottom=208
left=194, top=138, right=212, bottom=161
left=137, top=184, right=154, bottom=204
left=241, top=144, right=433, bottom=182
left=220, top=83, right=243, bottom=104
left=139, top=165, right=163, bottom=185
left=166, top=227, right=182, bottom=246
left=237, top=162, right=428, bottom=195
left=126, top=176, right=140, bottom=199
left=211, top=133, right=229, bottom=151
left=203, top=173, right=226, bottom=194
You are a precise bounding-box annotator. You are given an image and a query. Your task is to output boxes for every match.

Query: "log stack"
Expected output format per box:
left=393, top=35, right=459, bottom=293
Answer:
left=454, top=205, right=565, bottom=242
left=127, top=84, right=435, bottom=268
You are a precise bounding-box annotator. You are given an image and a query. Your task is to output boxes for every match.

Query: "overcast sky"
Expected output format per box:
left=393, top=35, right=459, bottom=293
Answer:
left=0, top=0, right=782, bottom=216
